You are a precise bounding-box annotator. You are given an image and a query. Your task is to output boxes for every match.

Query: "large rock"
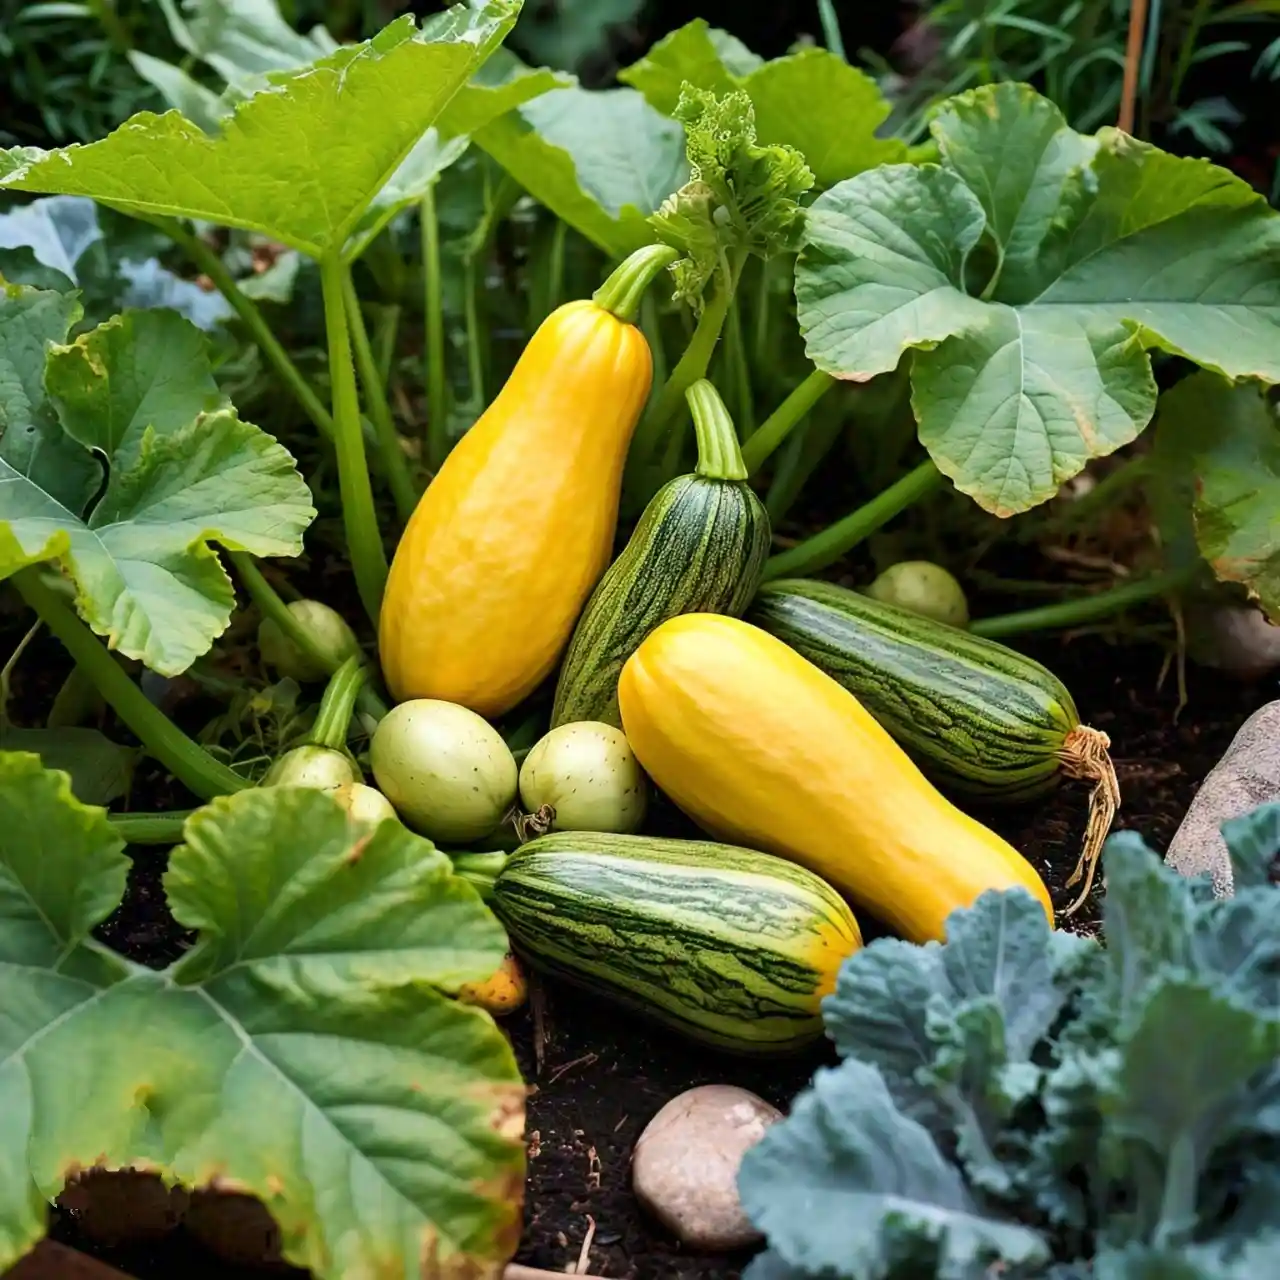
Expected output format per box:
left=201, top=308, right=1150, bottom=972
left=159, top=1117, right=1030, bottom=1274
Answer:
left=1166, top=701, right=1280, bottom=896
left=632, top=1084, right=780, bottom=1252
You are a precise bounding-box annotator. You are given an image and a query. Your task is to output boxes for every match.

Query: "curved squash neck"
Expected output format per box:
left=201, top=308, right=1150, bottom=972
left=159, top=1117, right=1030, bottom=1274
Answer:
left=687, top=379, right=748, bottom=482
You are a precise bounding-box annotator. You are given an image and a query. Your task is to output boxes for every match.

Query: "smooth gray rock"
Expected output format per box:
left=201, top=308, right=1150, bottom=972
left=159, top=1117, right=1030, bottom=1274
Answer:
left=1165, top=701, right=1280, bottom=896
left=632, top=1084, right=780, bottom=1251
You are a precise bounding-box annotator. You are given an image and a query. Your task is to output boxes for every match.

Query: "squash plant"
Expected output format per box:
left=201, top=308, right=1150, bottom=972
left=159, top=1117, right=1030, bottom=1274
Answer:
left=739, top=802, right=1280, bottom=1279
left=0, top=283, right=313, bottom=797
left=0, top=752, right=524, bottom=1278
left=0, top=0, right=546, bottom=624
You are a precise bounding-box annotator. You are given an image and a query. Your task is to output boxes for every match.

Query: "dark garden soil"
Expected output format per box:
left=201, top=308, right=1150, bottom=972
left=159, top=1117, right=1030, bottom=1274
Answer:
left=15, top=615, right=1271, bottom=1280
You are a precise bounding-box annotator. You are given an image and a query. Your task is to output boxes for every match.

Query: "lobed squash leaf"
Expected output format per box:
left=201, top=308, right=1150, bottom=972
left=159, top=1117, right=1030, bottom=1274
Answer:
left=475, top=80, right=689, bottom=258
left=620, top=20, right=905, bottom=189
left=343, top=54, right=571, bottom=262
left=794, top=83, right=1280, bottom=516
left=0, top=298, right=314, bottom=675
left=122, top=2, right=563, bottom=263
left=740, top=802, right=1280, bottom=1278
left=0, top=753, right=522, bottom=1280
left=0, top=2, right=523, bottom=261
left=0, top=727, right=136, bottom=806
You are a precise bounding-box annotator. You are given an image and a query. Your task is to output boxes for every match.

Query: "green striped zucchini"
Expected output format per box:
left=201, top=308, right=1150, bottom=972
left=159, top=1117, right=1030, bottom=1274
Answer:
left=552, top=380, right=769, bottom=728
left=749, top=578, right=1101, bottom=802
left=485, top=832, right=862, bottom=1054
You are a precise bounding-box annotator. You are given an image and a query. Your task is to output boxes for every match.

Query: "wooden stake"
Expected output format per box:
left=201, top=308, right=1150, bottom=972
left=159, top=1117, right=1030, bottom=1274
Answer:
left=1119, top=0, right=1151, bottom=135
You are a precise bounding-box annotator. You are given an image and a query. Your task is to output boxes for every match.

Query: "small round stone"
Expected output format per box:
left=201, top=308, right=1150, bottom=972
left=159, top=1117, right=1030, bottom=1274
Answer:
left=631, top=1084, right=781, bottom=1251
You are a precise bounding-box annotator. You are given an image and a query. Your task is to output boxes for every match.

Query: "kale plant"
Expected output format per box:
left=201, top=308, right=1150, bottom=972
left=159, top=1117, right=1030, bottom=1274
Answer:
left=739, top=804, right=1280, bottom=1279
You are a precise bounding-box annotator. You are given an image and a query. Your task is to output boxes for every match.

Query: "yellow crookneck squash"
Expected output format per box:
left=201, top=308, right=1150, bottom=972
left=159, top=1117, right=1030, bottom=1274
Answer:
left=617, top=613, right=1054, bottom=944
left=380, top=246, right=677, bottom=717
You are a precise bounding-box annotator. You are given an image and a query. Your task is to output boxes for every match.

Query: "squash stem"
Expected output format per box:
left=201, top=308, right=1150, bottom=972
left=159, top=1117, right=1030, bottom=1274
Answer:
left=639, top=292, right=668, bottom=404
left=12, top=569, right=248, bottom=800
left=687, top=380, right=747, bottom=481
left=319, top=253, right=389, bottom=625
left=970, top=566, right=1197, bottom=639
left=341, top=266, right=418, bottom=525
left=463, top=254, right=486, bottom=411
left=110, top=811, right=192, bottom=845
left=629, top=246, right=748, bottom=472
left=592, top=244, right=680, bottom=324
left=449, top=850, right=508, bottom=899
left=421, top=185, right=450, bottom=470
left=762, top=460, right=943, bottom=581
left=156, top=218, right=334, bottom=440
left=741, top=369, right=837, bottom=474
left=228, top=552, right=389, bottom=722
left=230, top=552, right=331, bottom=674
left=723, top=296, right=755, bottom=436
left=310, top=656, right=368, bottom=751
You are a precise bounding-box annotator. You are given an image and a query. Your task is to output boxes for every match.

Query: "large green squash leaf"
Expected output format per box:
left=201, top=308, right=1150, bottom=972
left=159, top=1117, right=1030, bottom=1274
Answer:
left=1153, top=373, right=1280, bottom=622
left=345, top=56, right=569, bottom=263
left=0, top=299, right=314, bottom=675
left=0, top=284, right=98, bottom=513
left=475, top=82, right=688, bottom=258
left=794, top=83, right=1280, bottom=516
left=619, top=20, right=904, bottom=188
left=0, top=3, right=522, bottom=260
left=0, top=753, right=523, bottom=1279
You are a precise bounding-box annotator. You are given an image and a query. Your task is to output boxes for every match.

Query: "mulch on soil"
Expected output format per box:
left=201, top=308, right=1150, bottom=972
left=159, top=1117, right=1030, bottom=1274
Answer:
left=29, top=626, right=1272, bottom=1280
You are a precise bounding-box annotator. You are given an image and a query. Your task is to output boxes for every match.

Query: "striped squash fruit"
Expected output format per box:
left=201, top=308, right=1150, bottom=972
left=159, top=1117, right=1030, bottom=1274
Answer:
left=751, top=578, right=1087, bottom=800
left=749, top=579, right=1119, bottom=914
left=481, top=832, right=862, bottom=1054
left=552, top=379, right=770, bottom=728
left=618, top=614, right=1054, bottom=944
left=378, top=246, right=675, bottom=718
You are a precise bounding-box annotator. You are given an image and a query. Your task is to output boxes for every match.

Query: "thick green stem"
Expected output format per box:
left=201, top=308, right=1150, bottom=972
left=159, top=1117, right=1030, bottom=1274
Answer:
left=310, top=656, right=367, bottom=750
left=1, top=619, right=41, bottom=726
left=687, top=380, right=747, bottom=481
left=449, top=850, right=508, bottom=899
left=766, top=407, right=847, bottom=525
left=741, top=369, right=837, bottom=474
left=630, top=248, right=747, bottom=468
left=544, top=218, right=567, bottom=319
left=1153, top=1131, right=1200, bottom=1249
left=723, top=296, right=755, bottom=436
left=341, top=266, right=418, bottom=524
left=319, top=253, right=389, bottom=624
left=421, top=185, right=449, bottom=470
left=970, top=567, right=1194, bottom=639
left=373, top=302, right=400, bottom=390
left=229, top=553, right=390, bottom=722
left=13, top=569, right=248, bottom=799
left=110, top=812, right=192, bottom=845
left=463, top=254, right=485, bottom=410
left=157, top=219, right=334, bottom=438
left=763, top=460, right=943, bottom=581
left=639, top=292, right=668, bottom=400
left=753, top=257, right=772, bottom=370
left=593, top=244, right=681, bottom=323
left=817, top=0, right=847, bottom=58
left=229, top=552, right=333, bottom=672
